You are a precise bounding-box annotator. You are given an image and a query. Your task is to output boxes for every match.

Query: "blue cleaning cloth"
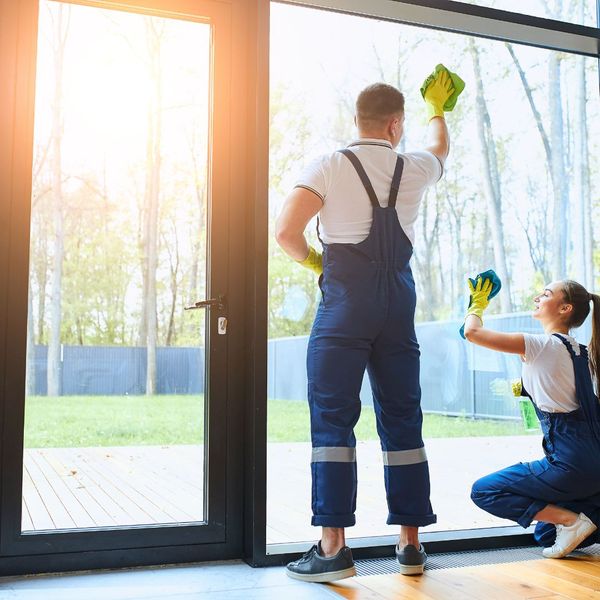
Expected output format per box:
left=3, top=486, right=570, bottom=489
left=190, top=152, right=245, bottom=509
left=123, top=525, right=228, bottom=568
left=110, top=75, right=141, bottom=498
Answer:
left=459, top=269, right=502, bottom=339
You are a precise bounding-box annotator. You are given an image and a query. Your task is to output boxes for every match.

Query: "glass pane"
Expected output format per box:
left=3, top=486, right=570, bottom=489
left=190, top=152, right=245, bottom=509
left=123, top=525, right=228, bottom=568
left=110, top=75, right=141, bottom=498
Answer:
left=268, top=2, right=600, bottom=544
left=23, top=1, right=210, bottom=531
left=458, top=0, right=598, bottom=27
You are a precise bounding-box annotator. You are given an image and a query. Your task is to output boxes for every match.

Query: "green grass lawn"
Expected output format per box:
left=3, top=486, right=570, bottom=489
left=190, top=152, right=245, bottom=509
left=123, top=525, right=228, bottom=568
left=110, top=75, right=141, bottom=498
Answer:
left=23, top=395, right=537, bottom=448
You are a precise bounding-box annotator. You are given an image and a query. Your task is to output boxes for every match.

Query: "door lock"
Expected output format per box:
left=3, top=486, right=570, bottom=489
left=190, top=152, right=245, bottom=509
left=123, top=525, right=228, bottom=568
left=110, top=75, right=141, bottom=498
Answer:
left=184, top=294, right=226, bottom=311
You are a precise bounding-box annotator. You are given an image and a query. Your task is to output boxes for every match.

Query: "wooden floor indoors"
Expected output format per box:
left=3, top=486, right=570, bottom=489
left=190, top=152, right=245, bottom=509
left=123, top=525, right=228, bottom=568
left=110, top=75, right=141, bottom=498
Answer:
left=327, top=556, right=600, bottom=599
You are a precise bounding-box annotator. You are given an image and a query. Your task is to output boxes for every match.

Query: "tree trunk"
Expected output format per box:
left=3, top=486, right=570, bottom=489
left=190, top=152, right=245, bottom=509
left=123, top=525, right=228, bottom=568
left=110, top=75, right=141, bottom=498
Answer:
left=36, top=245, right=47, bottom=343
left=25, top=282, right=36, bottom=396
left=507, top=3, right=568, bottom=281
left=506, top=44, right=566, bottom=281
left=548, top=53, right=568, bottom=280
left=188, top=132, right=207, bottom=304
left=413, top=190, right=439, bottom=321
left=572, top=2, right=592, bottom=288
left=165, top=225, right=179, bottom=346
left=47, top=4, right=68, bottom=397
left=468, top=39, right=512, bottom=312
left=143, top=18, right=163, bottom=396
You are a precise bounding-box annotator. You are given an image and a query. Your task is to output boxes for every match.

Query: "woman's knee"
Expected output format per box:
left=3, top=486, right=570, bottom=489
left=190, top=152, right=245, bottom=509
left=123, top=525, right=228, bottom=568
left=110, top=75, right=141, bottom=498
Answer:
left=470, top=474, right=496, bottom=507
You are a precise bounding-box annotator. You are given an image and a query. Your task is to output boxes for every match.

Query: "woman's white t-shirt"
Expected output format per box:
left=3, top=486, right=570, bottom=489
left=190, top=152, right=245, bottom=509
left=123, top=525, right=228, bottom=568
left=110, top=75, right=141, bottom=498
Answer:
left=521, top=333, right=581, bottom=413
left=294, top=139, right=442, bottom=246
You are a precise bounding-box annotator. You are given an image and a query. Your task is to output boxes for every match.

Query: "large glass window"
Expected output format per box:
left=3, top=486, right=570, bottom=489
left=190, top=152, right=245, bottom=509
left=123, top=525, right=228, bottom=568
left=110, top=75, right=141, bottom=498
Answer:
left=267, top=2, right=599, bottom=545
left=24, top=1, right=210, bottom=531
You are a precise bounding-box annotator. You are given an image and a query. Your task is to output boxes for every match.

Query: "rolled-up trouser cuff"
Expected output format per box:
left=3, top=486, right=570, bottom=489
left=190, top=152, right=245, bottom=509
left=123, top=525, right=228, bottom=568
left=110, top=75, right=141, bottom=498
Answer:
left=518, top=499, right=547, bottom=528
left=387, top=512, right=437, bottom=527
left=312, top=514, right=356, bottom=527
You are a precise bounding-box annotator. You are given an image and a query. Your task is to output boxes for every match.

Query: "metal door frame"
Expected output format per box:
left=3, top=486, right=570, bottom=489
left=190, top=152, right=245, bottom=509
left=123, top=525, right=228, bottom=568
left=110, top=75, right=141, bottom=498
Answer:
left=0, top=0, right=268, bottom=575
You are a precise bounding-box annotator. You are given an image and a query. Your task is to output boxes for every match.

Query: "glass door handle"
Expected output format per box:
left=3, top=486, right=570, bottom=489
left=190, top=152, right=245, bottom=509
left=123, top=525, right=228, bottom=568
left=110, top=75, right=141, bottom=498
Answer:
left=184, top=294, right=226, bottom=311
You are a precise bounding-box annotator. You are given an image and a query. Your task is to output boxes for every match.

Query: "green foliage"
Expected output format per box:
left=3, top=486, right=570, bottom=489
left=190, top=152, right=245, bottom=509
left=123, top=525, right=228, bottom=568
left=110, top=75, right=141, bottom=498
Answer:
left=61, top=182, right=135, bottom=345
left=269, top=249, right=318, bottom=338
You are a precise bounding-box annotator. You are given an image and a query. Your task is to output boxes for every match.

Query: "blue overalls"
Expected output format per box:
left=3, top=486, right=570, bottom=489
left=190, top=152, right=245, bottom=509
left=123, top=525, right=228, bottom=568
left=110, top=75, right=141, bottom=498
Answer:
left=471, top=334, right=600, bottom=547
left=307, top=148, right=436, bottom=528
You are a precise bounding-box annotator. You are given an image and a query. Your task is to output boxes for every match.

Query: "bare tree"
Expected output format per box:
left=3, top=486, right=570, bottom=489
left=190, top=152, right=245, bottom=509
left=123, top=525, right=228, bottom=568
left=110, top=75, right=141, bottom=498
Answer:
left=571, top=3, right=593, bottom=288
left=47, top=4, right=70, bottom=396
left=138, top=17, right=164, bottom=395
left=516, top=180, right=552, bottom=284
left=186, top=127, right=207, bottom=307
left=505, top=6, right=569, bottom=280
left=163, top=218, right=180, bottom=346
left=468, top=39, right=512, bottom=312
left=412, top=190, right=441, bottom=321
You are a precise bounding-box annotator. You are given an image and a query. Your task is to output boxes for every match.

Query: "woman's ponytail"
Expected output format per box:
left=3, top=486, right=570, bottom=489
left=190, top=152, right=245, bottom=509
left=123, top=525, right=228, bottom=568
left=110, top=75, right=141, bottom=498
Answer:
left=589, top=293, right=600, bottom=395
left=561, top=280, right=599, bottom=395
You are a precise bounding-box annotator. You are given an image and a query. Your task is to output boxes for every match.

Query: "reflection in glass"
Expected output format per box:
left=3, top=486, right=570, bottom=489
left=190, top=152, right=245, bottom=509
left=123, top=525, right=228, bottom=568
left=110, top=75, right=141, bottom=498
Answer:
left=23, top=1, right=210, bottom=531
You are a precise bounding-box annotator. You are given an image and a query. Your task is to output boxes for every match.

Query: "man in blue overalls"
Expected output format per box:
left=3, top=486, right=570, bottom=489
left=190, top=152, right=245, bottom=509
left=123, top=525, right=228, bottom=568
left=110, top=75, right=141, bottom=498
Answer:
left=276, top=70, right=459, bottom=582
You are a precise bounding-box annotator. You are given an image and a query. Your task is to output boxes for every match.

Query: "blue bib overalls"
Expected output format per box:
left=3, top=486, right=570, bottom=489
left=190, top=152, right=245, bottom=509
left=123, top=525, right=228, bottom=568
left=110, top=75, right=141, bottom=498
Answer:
left=471, top=334, right=600, bottom=547
left=307, top=148, right=436, bottom=528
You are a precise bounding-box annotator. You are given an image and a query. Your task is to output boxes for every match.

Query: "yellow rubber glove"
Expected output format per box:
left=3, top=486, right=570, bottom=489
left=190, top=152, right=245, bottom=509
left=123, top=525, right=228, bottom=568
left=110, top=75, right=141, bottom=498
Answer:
left=423, top=69, right=454, bottom=121
left=297, top=245, right=323, bottom=276
left=466, top=277, right=493, bottom=324
left=511, top=379, right=523, bottom=397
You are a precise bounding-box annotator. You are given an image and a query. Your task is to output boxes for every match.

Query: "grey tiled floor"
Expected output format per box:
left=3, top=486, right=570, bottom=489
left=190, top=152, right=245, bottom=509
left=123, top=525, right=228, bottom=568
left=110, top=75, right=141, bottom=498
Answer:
left=0, top=561, right=341, bottom=600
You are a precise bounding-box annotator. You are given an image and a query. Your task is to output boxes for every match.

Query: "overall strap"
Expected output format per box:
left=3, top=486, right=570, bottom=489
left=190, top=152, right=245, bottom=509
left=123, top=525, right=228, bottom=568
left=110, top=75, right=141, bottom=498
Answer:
left=552, top=333, right=583, bottom=359
left=338, top=149, right=380, bottom=208
left=316, top=216, right=324, bottom=244
left=388, top=155, right=405, bottom=209
left=553, top=333, right=600, bottom=438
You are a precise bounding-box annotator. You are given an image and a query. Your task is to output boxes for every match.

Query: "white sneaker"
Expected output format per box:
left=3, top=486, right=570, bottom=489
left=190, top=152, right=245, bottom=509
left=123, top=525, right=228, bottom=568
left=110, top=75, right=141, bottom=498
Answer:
left=542, top=513, right=597, bottom=559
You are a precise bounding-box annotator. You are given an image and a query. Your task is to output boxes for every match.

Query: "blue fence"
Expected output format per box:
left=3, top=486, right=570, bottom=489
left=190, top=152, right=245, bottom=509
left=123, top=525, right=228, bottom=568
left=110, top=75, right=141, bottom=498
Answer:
left=32, top=345, right=204, bottom=396
left=32, top=313, right=591, bottom=419
left=268, top=312, right=590, bottom=419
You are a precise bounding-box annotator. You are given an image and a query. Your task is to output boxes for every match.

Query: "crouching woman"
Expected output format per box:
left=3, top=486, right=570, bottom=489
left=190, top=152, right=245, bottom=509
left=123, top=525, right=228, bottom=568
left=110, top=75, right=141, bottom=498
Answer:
left=463, top=277, right=600, bottom=558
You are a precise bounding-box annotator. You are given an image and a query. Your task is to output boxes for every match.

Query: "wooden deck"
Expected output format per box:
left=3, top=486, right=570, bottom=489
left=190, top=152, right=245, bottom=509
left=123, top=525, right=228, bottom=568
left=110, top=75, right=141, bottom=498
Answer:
left=328, top=556, right=600, bottom=599
left=22, top=436, right=543, bottom=542
left=22, top=445, right=205, bottom=530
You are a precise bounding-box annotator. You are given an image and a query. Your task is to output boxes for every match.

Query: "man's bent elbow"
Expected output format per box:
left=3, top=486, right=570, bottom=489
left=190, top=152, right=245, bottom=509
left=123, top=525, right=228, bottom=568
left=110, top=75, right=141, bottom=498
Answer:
left=274, top=222, right=291, bottom=248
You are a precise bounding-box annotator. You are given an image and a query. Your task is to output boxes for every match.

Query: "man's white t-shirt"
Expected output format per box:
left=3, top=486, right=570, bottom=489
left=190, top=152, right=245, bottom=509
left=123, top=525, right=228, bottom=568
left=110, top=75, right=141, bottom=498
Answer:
left=522, top=333, right=581, bottom=413
left=294, top=138, right=443, bottom=245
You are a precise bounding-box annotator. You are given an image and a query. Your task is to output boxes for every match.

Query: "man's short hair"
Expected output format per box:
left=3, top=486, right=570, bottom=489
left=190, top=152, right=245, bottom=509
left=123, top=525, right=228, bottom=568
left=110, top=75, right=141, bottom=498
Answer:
left=356, top=83, right=404, bottom=128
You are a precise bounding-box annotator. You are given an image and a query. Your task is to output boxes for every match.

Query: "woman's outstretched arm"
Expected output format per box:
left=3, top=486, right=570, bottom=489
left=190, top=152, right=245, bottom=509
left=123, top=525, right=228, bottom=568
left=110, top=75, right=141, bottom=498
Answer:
left=463, top=314, right=526, bottom=355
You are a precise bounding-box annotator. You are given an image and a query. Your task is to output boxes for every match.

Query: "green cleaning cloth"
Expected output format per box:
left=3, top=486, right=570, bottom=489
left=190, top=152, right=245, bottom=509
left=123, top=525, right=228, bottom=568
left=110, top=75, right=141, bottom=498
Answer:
left=420, top=64, right=465, bottom=112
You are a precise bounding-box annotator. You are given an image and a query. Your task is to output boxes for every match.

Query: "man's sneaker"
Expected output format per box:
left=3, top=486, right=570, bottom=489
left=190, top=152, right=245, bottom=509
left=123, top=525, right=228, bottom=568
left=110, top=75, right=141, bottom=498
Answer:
left=286, top=542, right=356, bottom=583
left=542, top=513, right=598, bottom=559
left=396, top=543, right=427, bottom=575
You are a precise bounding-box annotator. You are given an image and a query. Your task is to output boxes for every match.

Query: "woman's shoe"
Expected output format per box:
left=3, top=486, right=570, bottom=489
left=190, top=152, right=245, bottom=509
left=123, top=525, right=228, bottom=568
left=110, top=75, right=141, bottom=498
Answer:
left=542, top=513, right=598, bottom=559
